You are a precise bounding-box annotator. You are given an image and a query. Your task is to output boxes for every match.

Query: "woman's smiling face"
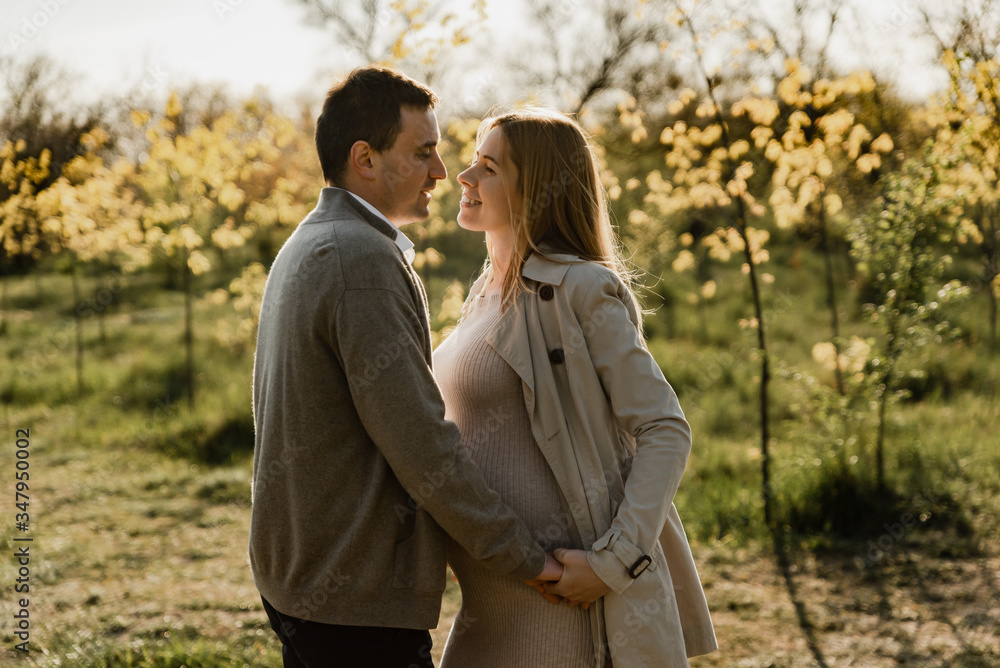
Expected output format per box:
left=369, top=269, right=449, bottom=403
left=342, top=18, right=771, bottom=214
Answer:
left=456, top=126, right=522, bottom=240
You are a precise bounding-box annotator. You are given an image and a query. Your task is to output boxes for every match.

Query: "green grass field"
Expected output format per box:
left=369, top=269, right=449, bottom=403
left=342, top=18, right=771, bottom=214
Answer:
left=0, top=247, right=997, bottom=666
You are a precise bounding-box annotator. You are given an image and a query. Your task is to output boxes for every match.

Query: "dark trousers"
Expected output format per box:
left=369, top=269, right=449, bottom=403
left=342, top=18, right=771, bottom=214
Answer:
left=261, top=596, right=435, bottom=668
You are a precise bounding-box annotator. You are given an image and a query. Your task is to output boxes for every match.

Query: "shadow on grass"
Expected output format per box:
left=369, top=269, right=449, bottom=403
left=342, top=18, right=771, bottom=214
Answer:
left=120, top=363, right=190, bottom=412
left=780, top=462, right=977, bottom=544
left=769, top=461, right=990, bottom=668
left=894, top=538, right=998, bottom=666
left=771, top=532, right=832, bottom=668
left=142, top=414, right=255, bottom=466
left=195, top=415, right=256, bottom=465
left=852, top=535, right=999, bottom=667
left=116, top=361, right=250, bottom=463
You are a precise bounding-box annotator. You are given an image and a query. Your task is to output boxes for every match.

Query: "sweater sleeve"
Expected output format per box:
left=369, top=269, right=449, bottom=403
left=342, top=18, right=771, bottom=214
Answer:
left=575, top=271, right=693, bottom=594
left=333, top=284, right=545, bottom=581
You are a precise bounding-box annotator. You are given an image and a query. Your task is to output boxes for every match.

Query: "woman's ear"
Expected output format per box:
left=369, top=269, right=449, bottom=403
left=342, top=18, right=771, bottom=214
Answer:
left=348, top=140, right=376, bottom=181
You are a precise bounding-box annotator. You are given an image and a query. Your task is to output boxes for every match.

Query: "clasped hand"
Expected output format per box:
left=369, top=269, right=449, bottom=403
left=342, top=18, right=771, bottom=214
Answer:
left=523, top=548, right=611, bottom=610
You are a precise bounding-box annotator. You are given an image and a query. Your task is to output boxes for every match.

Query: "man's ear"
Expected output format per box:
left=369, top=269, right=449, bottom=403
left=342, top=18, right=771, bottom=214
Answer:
left=349, top=140, right=377, bottom=181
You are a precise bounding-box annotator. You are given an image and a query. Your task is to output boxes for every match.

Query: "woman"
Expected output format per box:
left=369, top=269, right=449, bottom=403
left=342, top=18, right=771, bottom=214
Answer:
left=433, top=107, right=717, bottom=667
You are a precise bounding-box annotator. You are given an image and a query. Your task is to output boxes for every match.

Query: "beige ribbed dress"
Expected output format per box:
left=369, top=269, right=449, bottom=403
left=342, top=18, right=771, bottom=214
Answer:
left=433, top=292, right=599, bottom=668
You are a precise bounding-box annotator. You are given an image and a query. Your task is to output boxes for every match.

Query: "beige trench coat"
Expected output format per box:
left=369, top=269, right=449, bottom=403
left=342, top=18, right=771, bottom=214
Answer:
left=464, top=252, right=718, bottom=667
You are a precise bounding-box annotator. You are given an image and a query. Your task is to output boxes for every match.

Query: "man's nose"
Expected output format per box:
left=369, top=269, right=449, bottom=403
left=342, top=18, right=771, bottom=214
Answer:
left=429, top=151, right=447, bottom=181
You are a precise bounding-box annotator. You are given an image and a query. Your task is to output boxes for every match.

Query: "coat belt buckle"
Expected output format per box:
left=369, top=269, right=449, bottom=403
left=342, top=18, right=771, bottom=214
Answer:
left=628, top=554, right=652, bottom=579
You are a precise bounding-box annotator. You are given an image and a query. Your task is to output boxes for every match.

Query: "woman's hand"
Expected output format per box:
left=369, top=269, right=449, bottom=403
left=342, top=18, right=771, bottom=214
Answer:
left=523, top=552, right=565, bottom=604
left=543, top=548, right=610, bottom=610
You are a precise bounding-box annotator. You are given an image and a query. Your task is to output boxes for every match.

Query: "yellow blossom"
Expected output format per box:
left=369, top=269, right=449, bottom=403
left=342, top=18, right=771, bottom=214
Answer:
left=672, top=249, right=696, bottom=273
left=870, top=133, right=894, bottom=153
left=812, top=342, right=838, bottom=371
left=187, top=249, right=212, bottom=275
left=165, top=91, right=182, bottom=118
left=817, top=108, right=854, bottom=139
left=824, top=193, right=843, bottom=215
left=628, top=209, right=650, bottom=225
left=856, top=153, right=881, bottom=174
left=729, top=139, right=750, bottom=160
left=846, top=124, right=872, bottom=159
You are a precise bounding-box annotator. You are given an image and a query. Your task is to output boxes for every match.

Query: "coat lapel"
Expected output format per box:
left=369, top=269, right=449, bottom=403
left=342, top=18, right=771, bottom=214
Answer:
left=481, top=251, right=580, bottom=394
left=487, top=310, right=535, bottom=395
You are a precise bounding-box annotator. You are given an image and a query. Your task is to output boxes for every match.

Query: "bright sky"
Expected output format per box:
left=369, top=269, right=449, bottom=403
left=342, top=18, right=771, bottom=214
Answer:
left=1, top=0, right=339, bottom=104
left=0, top=0, right=948, bottom=111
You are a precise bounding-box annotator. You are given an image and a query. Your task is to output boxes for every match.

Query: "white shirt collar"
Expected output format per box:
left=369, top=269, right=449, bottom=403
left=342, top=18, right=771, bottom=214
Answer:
left=340, top=189, right=416, bottom=264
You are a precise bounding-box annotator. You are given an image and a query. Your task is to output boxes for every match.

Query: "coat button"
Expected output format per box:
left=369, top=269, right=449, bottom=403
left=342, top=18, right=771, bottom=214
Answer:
left=539, top=284, right=554, bottom=300
left=549, top=348, right=565, bottom=364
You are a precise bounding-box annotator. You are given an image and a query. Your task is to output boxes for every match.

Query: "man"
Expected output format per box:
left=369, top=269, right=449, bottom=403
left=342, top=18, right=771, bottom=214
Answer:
left=249, top=66, right=561, bottom=667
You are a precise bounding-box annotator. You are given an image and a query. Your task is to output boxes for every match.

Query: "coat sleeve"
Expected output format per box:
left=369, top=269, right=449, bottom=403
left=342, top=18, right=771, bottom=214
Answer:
left=574, top=270, right=693, bottom=594
left=334, top=283, right=545, bottom=581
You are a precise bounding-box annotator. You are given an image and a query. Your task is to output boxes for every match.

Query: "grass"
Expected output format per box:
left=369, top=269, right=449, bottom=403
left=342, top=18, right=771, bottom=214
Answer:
left=0, top=247, right=997, bottom=666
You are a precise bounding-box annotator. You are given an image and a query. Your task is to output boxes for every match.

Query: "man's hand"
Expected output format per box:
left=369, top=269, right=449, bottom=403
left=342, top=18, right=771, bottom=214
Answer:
left=523, top=552, right=564, bottom=604
left=543, top=548, right=610, bottom=610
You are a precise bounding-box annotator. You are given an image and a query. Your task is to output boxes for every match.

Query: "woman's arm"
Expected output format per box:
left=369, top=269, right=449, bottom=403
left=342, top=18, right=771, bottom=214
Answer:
left=575, top=268, right=693, bottom=595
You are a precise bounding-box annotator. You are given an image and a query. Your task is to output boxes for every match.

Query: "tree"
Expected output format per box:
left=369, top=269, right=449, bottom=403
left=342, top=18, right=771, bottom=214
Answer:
left=739, top=0, right=849, bottom=86
left=0, top=140, right=50, bottom=329
left=849, top=150, right=963, bottom=492
left=764, top=61, right=893, bottom=393
left=650, top=0, right=777, bottom=526
left=513, top=0, right=682, bottom=115
left=913, top=1, right=1000, bottom=349
left=290, top=0, right=487, bottom=92
left=131, top=93, right=298, bottom=406
left=35, top=129, right=143, bottom=395
left=918, top=0, right=1000, bottom=64
left=930, top=51, right=1000, bottom=350
left=0, top=56, right=106, bottom=275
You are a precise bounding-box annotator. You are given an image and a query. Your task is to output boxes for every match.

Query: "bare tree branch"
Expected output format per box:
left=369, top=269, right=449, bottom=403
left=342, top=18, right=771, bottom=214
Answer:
left=917, top=0, right=1000, bottom=60
left=512, top=0, right=682, bottom=114
left=740, top=0, right=848, bottom=84
left=291, top=0, right=457, bottom=65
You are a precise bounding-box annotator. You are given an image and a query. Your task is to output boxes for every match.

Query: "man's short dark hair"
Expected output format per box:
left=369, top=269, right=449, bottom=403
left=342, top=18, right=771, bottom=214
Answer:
left=315, top=66, right=438, bottom=185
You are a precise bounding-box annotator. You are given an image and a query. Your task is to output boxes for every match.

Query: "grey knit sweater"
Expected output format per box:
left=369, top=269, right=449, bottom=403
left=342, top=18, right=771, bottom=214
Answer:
left=249, top=188, right=545, bottom=629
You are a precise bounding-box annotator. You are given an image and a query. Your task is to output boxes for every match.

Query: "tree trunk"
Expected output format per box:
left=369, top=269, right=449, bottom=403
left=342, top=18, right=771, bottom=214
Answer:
left=0, top=255, right=7, bottom=335
left=660, top=288, right=676, bottom=339
left=988, top=277, right=997, bottom=352
left=678, top=3, right=773, bottom=528
left=71, top=266, right=84, bottom=398
left=875, top=367, right=890, bottom=495
left=698, top=299, right=709, bottom=343
left=93, top=260, right=106, bottom=344
left=183, top=251, right=195, bottom=408
left=736, top=224, right=773, bottom=527
left=818, top=206, right=845, bottom=394
left=875, top=319, right=901, bottom=495
left=981, top=204, right=998, bottom=352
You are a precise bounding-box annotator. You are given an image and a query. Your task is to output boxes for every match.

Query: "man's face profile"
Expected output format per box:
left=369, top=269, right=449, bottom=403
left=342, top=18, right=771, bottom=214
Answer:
left=371, top=106, right=447, bottom=225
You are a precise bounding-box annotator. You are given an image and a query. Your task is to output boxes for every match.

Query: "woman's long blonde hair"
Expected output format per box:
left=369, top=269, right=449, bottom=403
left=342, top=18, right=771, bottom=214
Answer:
left=479, top=106, right=640, bottom=315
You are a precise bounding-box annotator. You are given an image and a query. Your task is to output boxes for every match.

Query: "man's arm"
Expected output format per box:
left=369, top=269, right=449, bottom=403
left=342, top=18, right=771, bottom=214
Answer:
left=333, top=284, right=547, bottom=580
